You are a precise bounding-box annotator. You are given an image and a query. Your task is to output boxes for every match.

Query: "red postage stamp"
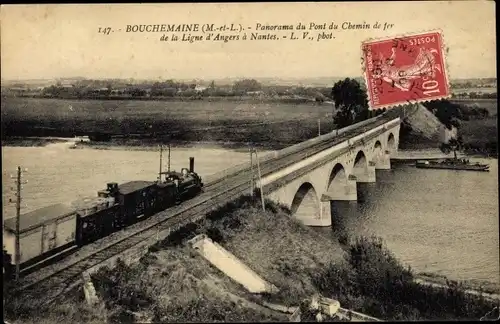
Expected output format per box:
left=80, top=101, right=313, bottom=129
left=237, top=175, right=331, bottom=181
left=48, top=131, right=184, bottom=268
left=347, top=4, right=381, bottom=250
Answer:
left=362, top=30, right=450, bottom=110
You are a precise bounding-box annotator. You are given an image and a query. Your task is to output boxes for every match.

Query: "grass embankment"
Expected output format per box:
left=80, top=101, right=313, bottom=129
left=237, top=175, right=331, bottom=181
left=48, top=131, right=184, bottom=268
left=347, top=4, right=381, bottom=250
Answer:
left=3, top=283, right=107, bottom=324
left=5, top=196, right=498, bottom=323
left=87, top=195, right=346, bottom=322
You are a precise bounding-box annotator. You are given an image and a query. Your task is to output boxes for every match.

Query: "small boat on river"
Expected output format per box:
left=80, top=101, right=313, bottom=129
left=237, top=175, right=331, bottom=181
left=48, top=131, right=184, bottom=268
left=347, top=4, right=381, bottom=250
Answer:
left=416, top=158, right=490, bottom=172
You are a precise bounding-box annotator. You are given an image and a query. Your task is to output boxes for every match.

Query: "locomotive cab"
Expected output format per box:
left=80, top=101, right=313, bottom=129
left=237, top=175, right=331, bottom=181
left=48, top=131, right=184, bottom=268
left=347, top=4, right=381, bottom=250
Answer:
left=159, top=157, right=203, bottom=203
left=98, top=182, right=119, bottom=198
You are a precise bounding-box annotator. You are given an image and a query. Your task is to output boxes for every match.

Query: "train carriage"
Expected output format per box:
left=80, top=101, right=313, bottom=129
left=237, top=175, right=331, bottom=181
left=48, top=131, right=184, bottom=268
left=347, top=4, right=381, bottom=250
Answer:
left=3, top=157, right=204, bottom=281
left=3, top=204, right=78, bottom=275
left=116, top=180, right=158, bottom=223
left=73, top=197, right=121, bottom=245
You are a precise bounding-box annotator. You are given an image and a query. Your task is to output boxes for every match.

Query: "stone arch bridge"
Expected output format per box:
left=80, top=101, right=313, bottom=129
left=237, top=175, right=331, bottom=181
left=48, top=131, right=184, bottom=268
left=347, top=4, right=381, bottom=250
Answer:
left=258, top=117, right=400, bottom=227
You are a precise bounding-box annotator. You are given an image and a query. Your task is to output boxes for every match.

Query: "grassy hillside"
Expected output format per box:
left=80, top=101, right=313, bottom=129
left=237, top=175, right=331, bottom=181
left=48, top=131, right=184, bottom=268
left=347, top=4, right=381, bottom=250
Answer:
left=399, top=100, right=498, bottom=155
left=5, top=196, right=498, bottom=323
left=395, top=104, right=444, bottom=149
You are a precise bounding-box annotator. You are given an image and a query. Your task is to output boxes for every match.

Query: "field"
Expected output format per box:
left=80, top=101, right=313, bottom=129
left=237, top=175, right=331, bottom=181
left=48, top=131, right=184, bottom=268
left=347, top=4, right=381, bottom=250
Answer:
left=1, top=97, right=336, bottom=148
left=460, top=117, right=498, bottom=154
left=449, top=99, right=498, bottom=155
left=451, top=87, right=497, bottom=94
left=450, top=99, right=498, bottom=116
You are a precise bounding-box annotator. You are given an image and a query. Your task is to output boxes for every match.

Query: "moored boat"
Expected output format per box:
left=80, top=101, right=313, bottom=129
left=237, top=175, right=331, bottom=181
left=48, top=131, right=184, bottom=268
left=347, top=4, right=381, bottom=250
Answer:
left=416, top=158, right=490, bottom=172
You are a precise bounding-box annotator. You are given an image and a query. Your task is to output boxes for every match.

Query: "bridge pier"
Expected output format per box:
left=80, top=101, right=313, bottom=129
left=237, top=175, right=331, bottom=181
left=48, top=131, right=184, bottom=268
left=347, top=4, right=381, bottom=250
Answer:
left=293, top=200, right=332, bottom=227
left=322, top=174, right=358, bottom=201
left=374, top=151, right=391, bottom=170
left=353, top=161, right=376, bottom=183
left=316, top=201, right=333, bottom=227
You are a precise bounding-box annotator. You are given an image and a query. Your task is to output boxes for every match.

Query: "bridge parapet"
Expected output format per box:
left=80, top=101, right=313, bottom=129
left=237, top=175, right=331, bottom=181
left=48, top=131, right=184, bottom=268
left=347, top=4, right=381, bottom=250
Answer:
left=204, top=115, right=399, bottom=184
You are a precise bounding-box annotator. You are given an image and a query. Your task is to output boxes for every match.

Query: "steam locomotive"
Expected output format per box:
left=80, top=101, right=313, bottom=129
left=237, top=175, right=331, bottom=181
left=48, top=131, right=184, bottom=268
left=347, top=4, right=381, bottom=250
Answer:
left=3, top=157, right=203, bottom=279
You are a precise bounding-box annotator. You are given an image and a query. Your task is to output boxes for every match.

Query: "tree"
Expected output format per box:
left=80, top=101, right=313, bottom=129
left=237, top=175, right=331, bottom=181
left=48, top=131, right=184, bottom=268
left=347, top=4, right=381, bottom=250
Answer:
left=232, top=79, right=262, bottom=92
left=424, top=100, right=463, bottom=127
left=331, top=78, right=369, bottom=128
left=440, top=136, right=464, bottom=159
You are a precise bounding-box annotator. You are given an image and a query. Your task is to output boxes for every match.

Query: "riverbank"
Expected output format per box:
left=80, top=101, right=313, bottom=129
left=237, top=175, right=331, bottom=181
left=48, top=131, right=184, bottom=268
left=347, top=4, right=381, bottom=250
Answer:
left=1, top=137, right=68, bottom=147
left=390, top=148, right=466, bottom=161
left=5, top=196, right=498, bottom=323
left=414, top=272, right=500, bottom=298
left=1, top=137, right=284, bottom=152
left=73, top=139, right=286, bottom=152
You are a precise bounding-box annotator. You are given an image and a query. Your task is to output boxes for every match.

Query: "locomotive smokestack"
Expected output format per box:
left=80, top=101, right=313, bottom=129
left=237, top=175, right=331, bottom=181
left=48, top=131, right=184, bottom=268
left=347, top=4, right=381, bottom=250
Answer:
left=189, top=157, right=195, bottom=173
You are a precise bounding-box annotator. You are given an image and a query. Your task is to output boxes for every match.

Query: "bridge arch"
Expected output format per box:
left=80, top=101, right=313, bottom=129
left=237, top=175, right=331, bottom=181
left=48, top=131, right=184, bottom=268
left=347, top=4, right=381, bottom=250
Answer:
left=290, top=182, right=320, bottom=223
left=326, top=163, right=348, bottom=193
left=387, top=133, right=396, bottom=152
left=372, top=140, right=383, bottom=163
left=353, top=150, right=368, bottom=170
left=352, top=149, right=375, bottom=182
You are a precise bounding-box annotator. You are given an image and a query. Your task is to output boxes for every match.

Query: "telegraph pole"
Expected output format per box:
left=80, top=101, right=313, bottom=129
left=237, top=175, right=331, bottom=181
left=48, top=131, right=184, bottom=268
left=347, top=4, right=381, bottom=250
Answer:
left=318, top=119, right=321, bottom=137
left=9, top=166, right=27, bottom=281
left=249, top=146, right=254, bottom=196
left=159, top=144, right=163, bottom=181
left=167, top=143, right=171, bottom=172
left=253, top=148, right=266, bottom=212
left=15, top=167, right=21, bottom=281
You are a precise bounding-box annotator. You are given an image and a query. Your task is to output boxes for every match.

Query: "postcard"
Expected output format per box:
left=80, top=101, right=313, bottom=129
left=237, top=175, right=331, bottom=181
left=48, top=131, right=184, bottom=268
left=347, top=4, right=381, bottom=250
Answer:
left=1, top=2, right=498, bottom=323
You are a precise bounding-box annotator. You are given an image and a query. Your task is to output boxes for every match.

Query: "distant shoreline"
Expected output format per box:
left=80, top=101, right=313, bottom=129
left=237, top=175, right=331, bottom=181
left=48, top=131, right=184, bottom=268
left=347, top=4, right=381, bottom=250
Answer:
left=2, top=136, right=497, bottom=158
left=1, top=94, right=334, bottom=105
left=1, top=137, right=283, bottom=152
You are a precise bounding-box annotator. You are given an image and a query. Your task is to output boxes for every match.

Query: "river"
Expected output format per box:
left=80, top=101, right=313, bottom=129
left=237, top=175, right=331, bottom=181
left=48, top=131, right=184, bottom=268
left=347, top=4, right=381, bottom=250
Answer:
left=1, top=141, right=261, bottom=219
left=2, top=143, right=498, bottom=285
left=326, top=159, right=499, bottom=285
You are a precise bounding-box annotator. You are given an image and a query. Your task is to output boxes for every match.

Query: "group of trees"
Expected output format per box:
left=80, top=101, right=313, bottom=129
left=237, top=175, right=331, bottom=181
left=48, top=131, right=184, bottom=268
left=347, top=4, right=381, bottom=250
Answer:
left=232, top=79, right=262, bottom=92
left=424, top=100, right=490, bottom=129
left=450, top=79, right=496, bottom=89
left=330, top=78, right=385, bottom=128
left=452, top=92, right=497, bottom=99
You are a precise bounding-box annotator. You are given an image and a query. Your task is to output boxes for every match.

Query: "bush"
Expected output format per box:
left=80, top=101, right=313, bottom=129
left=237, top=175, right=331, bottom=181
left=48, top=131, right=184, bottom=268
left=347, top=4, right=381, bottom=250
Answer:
left=423, top=100, right=463, bottom=127
left=92, top=260, right=154, bottom=313
left=313, top=235, right=498, bottom=320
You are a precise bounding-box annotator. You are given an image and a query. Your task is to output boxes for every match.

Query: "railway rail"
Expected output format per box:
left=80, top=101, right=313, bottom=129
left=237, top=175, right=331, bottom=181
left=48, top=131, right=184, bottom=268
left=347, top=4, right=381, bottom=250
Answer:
left=7, top=114, right=397, bottom=308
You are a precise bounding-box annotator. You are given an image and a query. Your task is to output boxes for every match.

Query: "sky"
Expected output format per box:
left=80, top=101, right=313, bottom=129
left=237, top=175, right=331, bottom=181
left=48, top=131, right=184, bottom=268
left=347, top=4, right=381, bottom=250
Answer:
left=0, top=1, right=497, bottom=81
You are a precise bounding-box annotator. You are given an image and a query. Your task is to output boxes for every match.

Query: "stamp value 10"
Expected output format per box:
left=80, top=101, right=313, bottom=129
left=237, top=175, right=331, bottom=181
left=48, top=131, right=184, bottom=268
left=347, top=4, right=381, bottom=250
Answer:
left=362, top=30, right=451, bottom=110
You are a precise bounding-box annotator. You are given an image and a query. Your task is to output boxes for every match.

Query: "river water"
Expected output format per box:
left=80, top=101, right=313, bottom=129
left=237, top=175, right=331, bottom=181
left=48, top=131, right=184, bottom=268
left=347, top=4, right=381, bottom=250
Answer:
left=1, top=142, right=259, bottom=219
left=2, top=143, right=498, bottom=285
left=327, top=159, right=499, bottom=285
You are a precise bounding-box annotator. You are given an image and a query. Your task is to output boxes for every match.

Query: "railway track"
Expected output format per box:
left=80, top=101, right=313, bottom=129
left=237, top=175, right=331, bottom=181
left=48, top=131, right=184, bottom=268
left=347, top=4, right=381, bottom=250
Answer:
left=202, top=114, right=393, bottom=191
left=9, top=115, right=397, bottom=307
